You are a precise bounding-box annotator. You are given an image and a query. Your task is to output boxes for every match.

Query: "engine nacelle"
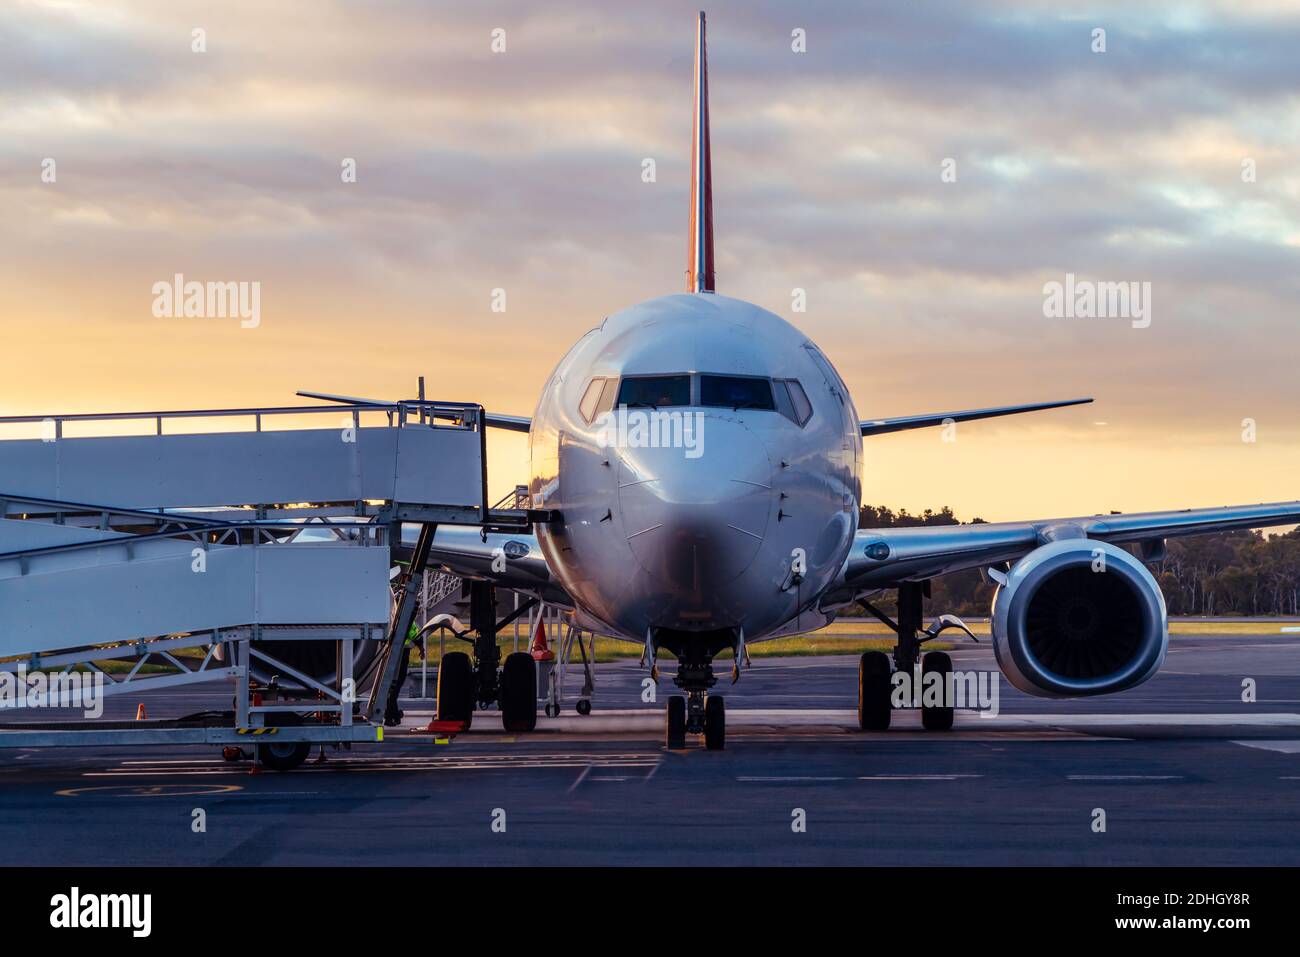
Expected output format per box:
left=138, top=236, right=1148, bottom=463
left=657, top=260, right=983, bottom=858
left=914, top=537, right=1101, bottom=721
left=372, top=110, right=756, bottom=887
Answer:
left=991, top=539, right=1167, bottom=697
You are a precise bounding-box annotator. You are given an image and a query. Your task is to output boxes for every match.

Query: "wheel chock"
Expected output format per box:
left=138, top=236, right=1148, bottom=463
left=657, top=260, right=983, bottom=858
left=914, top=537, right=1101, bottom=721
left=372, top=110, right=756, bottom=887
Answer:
left=421, top=719, right=467, bottom=735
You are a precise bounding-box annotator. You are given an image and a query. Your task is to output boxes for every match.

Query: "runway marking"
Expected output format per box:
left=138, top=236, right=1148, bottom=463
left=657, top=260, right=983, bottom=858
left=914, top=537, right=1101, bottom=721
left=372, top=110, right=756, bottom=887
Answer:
left=87, top=761, right=659, bottom=778
left=570, top=759, right=660, bottom=791
left=737, top=776, right=845, bottom=782
left=57, top=783, right=242, bottom=797
left=1232, top=740, right=1300, bottom=754
left=859, top=774, right=983, bottom=781
left=1004, top=713, right=1300, bottom=727
left=528, top=709, right=1300, bottom=732
left=567, top=765, right=592, bottom=793
left=116, top=752, right=657, bottom=765
left=88, top=752, right=663, bottom=780
left=1066, top=774, right=1184, bottom=781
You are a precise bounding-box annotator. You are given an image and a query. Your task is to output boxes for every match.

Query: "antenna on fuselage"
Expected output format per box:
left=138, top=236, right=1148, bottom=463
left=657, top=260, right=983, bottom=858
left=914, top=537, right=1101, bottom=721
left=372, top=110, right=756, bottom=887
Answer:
left=686, top=10, right=715, bottom=294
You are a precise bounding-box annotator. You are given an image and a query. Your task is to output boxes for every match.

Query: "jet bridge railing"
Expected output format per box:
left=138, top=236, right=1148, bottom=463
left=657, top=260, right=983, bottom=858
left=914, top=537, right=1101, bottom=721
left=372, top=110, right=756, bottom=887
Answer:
left=0, top=400, right=492, bottom=521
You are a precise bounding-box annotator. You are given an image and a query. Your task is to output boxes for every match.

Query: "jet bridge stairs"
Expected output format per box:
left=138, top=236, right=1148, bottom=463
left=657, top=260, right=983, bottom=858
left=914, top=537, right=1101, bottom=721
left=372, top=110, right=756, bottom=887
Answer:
left=0, top=398, right=549, bottom=767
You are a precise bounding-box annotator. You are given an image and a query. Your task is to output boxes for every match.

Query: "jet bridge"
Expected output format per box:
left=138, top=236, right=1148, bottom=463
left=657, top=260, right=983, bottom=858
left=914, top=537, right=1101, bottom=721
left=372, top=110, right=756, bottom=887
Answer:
left=0, top=399, right=542, bottom=765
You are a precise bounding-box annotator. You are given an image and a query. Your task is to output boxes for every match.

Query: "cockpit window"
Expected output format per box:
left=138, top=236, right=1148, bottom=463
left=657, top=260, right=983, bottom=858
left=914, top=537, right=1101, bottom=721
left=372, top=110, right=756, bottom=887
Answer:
left=776, top=379, right=813, bottom=425
left=616, top=375, right=691, bottom=408
left=699, top=374, right=775, bottom=411
left=578, top=378, right=606, bottom=422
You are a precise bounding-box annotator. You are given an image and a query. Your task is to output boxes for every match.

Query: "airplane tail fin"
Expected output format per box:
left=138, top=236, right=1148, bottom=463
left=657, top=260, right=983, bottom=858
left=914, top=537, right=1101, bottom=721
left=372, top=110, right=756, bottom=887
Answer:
left=687, top=11, right=715, bottom=294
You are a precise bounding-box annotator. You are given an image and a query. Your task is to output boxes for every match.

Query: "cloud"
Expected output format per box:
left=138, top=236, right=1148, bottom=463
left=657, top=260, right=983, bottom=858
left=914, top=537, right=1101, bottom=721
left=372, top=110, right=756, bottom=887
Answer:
left=2, top=0, right=1298, bottom=512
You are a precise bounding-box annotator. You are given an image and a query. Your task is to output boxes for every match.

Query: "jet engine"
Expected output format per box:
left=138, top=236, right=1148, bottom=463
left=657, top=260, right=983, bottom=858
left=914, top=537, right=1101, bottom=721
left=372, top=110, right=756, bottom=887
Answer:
left=991, top=538, right=1167, bottom=697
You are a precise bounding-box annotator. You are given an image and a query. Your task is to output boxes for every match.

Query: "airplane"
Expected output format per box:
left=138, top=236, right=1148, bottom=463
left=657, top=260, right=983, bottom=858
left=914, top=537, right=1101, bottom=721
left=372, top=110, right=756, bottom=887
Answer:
left=307, top=11, right=1300, bottom=750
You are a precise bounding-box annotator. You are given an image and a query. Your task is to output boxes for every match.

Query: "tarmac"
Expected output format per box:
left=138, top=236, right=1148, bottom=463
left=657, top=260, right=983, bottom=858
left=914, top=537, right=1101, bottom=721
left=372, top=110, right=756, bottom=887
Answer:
left=1, top=631, right=1297, bottom=865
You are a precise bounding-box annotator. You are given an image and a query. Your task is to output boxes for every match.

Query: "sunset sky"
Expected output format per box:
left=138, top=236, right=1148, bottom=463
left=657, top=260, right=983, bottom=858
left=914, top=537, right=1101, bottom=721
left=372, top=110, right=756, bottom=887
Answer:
left=3, top=0, right=1299, bottom=521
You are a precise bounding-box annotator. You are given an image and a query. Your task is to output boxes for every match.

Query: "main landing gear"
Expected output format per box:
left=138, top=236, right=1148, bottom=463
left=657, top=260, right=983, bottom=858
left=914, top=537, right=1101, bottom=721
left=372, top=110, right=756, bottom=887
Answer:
left=858, top=580, right=957, bottom=732
left=433, top=581, right=539, bottom=733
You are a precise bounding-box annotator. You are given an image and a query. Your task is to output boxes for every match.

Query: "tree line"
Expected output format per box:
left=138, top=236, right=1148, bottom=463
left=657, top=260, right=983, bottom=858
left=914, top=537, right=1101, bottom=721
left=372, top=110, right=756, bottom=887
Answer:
left=859, top=505, right=1300, bottom=617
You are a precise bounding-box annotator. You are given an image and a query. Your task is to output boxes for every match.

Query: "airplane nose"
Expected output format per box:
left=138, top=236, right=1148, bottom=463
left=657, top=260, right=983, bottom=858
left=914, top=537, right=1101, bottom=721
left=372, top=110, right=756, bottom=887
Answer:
left=616, top=414, right=773, bottom=594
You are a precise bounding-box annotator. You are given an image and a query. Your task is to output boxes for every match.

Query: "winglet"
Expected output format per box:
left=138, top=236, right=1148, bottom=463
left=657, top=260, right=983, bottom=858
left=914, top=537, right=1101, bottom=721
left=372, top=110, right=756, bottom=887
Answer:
left=686, top=11, right=715, bottom=293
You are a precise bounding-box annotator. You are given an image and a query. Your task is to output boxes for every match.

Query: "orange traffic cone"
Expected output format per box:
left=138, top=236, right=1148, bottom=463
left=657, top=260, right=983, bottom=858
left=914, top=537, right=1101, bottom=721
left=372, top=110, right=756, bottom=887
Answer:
left=530, top=615, right=555, bottom=662
left=135, top=702, right=147, bottom=721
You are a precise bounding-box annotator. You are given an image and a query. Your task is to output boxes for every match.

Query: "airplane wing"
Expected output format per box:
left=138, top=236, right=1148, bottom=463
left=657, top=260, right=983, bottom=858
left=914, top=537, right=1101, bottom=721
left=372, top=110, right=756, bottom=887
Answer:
left=839, top=500, right=1300, bottom=592
left=419, top=525, right=570, bottom=605
left=480, top=413, right=531, bottom=433
left=859, top=398, right=1092, bottom=436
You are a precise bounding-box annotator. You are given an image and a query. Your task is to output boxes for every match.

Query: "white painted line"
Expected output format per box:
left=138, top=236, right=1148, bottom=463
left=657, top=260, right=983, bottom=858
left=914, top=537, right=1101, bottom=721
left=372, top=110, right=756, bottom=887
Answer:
left=1280, top=626, right=1300, bottom=632
left=530, top=709, right=1300, bottom=731
left=567, top=765, right=592, bottom=793
left=1007, top=713, right=1300, bottom=728
left=86, top=761, right=662, bottom=778
left=1067, top=774, right=1183, bottom=781
left=859, top=774, right=982, bottom=781
left=1232, top=740, right=1300, bottom=754
left=737, top=776, right=845, bottom=782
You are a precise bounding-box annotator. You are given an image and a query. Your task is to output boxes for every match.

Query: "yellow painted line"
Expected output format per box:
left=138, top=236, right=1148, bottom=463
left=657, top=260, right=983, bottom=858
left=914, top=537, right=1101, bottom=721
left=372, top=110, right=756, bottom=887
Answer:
left=57, top=783, right=242, bottom=797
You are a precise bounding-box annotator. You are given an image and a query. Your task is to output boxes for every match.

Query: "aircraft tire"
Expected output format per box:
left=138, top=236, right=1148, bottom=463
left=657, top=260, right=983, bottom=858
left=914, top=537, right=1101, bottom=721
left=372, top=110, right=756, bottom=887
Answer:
left=704, top=695, right=725, bottom=750
left=858, top=650, right=893, bottom=731
left=665, top=695, right=687, bottom=749
left=921, top=651, right=954, bottom=731
left=500, top=652, right=537, bottom=732
left=436, top=651, right=474, bottom=728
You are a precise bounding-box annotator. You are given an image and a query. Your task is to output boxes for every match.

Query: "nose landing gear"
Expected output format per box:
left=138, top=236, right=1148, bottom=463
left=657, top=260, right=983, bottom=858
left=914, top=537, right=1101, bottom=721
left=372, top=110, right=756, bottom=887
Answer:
left=664, top=691, right=725, bottom=750
left=662, top=641, right=726, bottom=750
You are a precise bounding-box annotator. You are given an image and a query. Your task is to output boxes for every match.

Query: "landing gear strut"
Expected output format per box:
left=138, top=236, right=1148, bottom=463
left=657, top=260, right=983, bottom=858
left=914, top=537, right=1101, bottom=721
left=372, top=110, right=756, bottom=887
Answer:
left=468, top=581, right=501, bottom=711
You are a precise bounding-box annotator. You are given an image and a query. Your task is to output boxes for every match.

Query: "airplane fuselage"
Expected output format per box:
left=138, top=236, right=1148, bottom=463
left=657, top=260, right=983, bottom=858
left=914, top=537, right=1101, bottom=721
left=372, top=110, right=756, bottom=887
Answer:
left=528, top=292, right=862, bottom=650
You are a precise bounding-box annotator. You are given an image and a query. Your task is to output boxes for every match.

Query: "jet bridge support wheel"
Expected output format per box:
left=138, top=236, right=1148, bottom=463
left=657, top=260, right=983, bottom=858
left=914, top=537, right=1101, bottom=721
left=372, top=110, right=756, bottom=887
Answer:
left=257, top=738, right=311, bottom=772
left=921, top=651, right=954, bottom=731
left=256, top=713, right=311, bottom=772
left=858, top=650, right=893, bottom=731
